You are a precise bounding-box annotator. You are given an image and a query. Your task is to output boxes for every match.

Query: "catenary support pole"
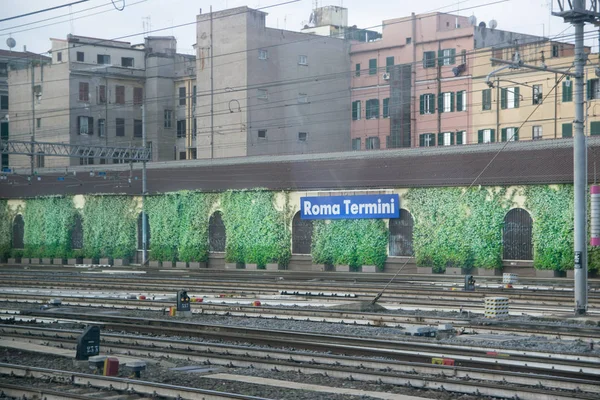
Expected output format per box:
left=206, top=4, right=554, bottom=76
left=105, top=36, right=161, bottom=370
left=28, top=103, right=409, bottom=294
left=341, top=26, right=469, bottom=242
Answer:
left=142, top=104, right=148, bottom=266
left=30, top=62, right=35, bottom=176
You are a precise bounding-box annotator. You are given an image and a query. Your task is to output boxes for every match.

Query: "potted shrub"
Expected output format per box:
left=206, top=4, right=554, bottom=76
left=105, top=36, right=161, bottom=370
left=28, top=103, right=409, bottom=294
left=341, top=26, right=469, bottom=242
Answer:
left=266, top=262, right=279, bottom=271
left=416, top=256, right=434, bottom=274
left=8, top=249, right=23, bottom=264
left=67, top=250, right=84, bottom=265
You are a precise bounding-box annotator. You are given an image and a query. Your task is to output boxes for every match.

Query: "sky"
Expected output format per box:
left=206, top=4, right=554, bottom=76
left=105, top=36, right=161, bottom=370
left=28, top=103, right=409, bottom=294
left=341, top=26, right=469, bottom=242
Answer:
left=0, top=0, right=582, bottom=55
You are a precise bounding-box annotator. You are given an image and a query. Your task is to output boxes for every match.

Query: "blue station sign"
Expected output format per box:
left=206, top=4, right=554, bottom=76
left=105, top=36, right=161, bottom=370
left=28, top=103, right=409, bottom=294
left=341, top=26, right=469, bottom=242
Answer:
left=300, top=194, right=400, bottom=220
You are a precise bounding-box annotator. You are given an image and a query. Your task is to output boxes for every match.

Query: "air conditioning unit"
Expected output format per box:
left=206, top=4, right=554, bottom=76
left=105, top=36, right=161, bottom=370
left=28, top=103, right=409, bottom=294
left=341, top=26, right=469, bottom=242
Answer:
left=382, top=72, right=390, bottom=81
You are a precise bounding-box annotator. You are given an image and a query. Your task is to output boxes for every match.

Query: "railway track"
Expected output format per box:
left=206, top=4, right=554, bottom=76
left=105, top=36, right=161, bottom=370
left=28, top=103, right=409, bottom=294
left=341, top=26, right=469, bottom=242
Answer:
left=1, top=324, right=598, bottom=400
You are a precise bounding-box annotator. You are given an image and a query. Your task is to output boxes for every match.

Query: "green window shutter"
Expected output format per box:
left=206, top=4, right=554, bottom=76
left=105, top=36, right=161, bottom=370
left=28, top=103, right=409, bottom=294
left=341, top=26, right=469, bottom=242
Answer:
left=514, top=87, right=520, bottom=108
left=0, top=122, right=7, bottom=140
left=449, top=49, right=456, bottom=64
left=437, top=133, right=443, bottom=146
left=428, top=94, right=435, bottom=113
left=369, top=59, right=377, bottom=75
left=482, top=90, right=487, bottom=110
left=456, top=91, right=463, bottom=111
left=500, top=88, right=507, bottom=109
left=419, top=95, right=424, bottom=115
left=352, top=101, right=357, bottom=120
left=450, top=92, right=455, bottom=112
left=456, top=131, right=463, bottom=145
left=562, top=82, right=569, bottom=102
left=419, top=134, right=425, bottom=147
left=490, top=129, right=496, bottom=142
left=438, top=49, right=443, bottom=66
left=501, top=128, right=507, bottom=142
left=386, top=56, right=394, bottom=73
left=450, top=132, right=455, bottom=145
left=383, top=98, right=389, bottom=118
left=569, top=82, right=573, bottom=101
left=587, top=80, right=592, bottom=100
left=514, top=128, right=519, bottom=141
left=562, top=123, right=573, bottom=138
left=591, top=121, right=600, bottom=135
left=374, top=99, right=380, bottom=118
left=478, top=130, right=483, bottom=143
left=355, top=63, right=360, bottom=77
left=438, top=93, right=444, bottom=113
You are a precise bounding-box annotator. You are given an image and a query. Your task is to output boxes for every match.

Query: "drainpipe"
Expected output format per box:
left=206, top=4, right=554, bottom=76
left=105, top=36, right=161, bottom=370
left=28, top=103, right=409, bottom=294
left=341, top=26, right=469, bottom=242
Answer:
left=496, top=77, right=500, bottom=141
left=411, top=12, right=416, bottom=147
left=555, top=72, right=558, bottom=138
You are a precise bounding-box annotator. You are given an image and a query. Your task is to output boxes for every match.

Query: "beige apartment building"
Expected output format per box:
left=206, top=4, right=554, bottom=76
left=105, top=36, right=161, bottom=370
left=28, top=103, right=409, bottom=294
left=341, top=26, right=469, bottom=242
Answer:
left=470, top=40, right=600, bottom=143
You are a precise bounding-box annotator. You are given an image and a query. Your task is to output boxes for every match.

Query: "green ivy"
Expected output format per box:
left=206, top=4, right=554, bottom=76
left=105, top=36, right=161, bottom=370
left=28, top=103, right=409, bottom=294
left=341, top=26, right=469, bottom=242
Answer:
left=145, top=191, right=215, bottom=262
left=220, top=190, right=291, bottom=267
left=524, top=185, right=574, bottom=271
left=311, top=219, right=388, bottom=270
left=83, top=196, right=136, bottom=259
left=22, top=197, right=75, bottom=258
left=0, top=200, right=11, bottom=258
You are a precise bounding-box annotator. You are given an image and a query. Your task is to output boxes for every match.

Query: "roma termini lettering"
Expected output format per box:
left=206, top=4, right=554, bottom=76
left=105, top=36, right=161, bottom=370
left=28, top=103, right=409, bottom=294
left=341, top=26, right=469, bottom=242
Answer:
left=300, top=194, right=399, bottom=220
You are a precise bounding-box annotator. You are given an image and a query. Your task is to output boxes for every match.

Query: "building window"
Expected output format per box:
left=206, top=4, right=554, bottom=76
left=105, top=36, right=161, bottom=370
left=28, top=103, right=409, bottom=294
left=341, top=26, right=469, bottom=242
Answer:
left=298, top=132, right=307, bottom=141
left=192, top=118, right=197, bottom=138
left=164, top=110, right=173, bottom=128
left=440, top=48, right=456, bottom=66
left=456, top=130, right=466, bottom=145
left=501, top=87, right=520, bottom=109
left=98, top=119, right=105, bottom=137
left=179, top=87, right=186, bottom=106
left=177, top=120, right=186, bottom=138
left=258, top=49, right=268, bottom=60
left=179, top=152, right=186, bottom=160
left=76, top=51, right=84, bottom=62
left=97, top=54, right=110, bottom=64
left=532, top=125, right=543, bottom=140
left=192, top=85, right=197, bottom=106
left=366, top=99, right=379, bottom=119
left=366, top=136, right=380, bottom=149
left=79, top=82, right=89, bottom=102
left=456, top=90, right=466, bottom=111
left=121, top=57, right=134, bottom=67
left=98, top=85, right=106, bottom=104
left=258, top=129, right=267, bottom=139
left=533, top=85, right=543, bottom=105
left=482, top=89, right=492, bottom=110
left=190, top=148, right=197, bottom=159
left=355, top=63, right=360, bottom=77
left=591, top=121, right=600, bottom=136
left=351, top=100, right=361, bottom=121
left=461, top=49, right=467, bottom=64
left=36, top=118, right=41, bottom=129
left=478, top=129, right=495, bottom=143
left=298, top=93, right=308, bottom=103
left=352, top=138, right=361, bottom=150
left=116, top=118, right=125, bottom=136
left=419, top=94, right=435, bottom=114
left=298, top=55, right=308, bottom=65
left=501, top=127, right=519, bottom=141
left=0, top=95, right=7, bottom=110
left=552, top=44, right=559, bottom=57
left=563, top=80, right=573, bottom=102
left=57, top=52, right=62, bottom=62
left=386, top=56, right=394, bottom=73
left=134, top=119, right=142, bottom=138
left=383, top=98, right=390, bottom=118
left=440, top=92, right=454, bottom=113
left=562, top=123, right=573, bottom=138
left=587, top=79, right=600, bottom=100
left=78, top=116, right=93, bottom=135
left=368, top=58, right=377, bottom=75
left=36, top=152, right=45, bottom=168
left=115, top=85, right=125, bottom=104
left=423, top=51, right=436, bottom=68
left=406, top=37, right=412, bottom=44
left=257, top=89, right=268, bottom=99
left=419, top=133, right=435, bottom=147
left=134, top=87, right=143, bottom=105
left=79, top=150, right=94, bottom=165
left=438, top=131, right=454, bottom=146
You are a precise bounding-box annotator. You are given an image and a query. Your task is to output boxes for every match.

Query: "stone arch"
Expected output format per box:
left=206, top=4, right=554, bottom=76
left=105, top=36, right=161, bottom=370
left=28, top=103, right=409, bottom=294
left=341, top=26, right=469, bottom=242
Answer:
left=503, top=208, right=533, bottom=260
left=292, top=211, right=312, bottom=254
left=209, top=211, right=226, bottom=252
left=389, top=209, right=413, bottom=256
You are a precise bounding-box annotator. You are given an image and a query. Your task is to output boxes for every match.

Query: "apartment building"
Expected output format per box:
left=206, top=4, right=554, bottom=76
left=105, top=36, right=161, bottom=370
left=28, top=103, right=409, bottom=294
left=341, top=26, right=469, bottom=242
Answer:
left=0, top=49, right=51, bottom=170
left=8, top=35, right=195, bottom=168
left=470, top=40, right=600, bottom=143
left=195, top=7, right=351, bottom=159
left=350, top=12, right=545, bottom=150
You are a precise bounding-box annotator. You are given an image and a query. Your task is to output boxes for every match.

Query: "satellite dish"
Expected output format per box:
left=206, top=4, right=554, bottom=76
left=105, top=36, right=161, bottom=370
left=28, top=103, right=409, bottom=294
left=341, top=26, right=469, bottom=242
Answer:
left=468, top=15, right=477, bottom=26
left=478, top=21, right=487, bottom=29
left=6, top=37, right=16, bottom=49
left=489, top=19, right=498, bottom=30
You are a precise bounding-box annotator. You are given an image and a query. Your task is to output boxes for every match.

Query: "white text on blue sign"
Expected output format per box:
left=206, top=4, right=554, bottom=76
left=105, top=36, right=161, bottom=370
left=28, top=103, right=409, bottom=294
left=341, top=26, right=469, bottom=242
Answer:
left=300, top=194, right=400, bottom=220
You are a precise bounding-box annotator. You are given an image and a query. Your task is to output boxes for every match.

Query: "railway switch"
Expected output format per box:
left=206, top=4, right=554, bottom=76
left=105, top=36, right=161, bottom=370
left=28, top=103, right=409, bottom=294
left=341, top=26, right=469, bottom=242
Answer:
left=75, top=325, right=100, bottom=360
left=464, top=275, right=475, bottom=291
left=177, top=290, right=191, bottom=312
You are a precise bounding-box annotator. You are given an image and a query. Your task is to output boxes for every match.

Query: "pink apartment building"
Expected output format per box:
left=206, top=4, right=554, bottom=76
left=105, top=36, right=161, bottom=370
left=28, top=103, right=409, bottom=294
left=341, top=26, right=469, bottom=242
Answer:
left=350, top=12, right=544, bottom=149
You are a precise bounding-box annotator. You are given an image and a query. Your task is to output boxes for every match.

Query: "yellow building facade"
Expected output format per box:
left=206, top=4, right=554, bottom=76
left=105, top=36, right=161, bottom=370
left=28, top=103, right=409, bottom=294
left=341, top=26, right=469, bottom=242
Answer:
left=471, top=41, right=600, bottom=143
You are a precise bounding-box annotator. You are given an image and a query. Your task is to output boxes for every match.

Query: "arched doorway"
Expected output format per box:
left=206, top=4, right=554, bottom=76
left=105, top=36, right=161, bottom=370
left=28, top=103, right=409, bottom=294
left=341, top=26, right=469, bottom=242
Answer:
left=137, top=212, right=150, bottom=251
left=71, top=213, right=83, bottom=250
left=503, top=208, right=533, bottom=260
left=389, top=209, right=413, bottom=256
left=209, top=211, right=226, bottom=252
left=12, top=214, right=24, bottom=249
left=292, top=212, right=312, bottom=254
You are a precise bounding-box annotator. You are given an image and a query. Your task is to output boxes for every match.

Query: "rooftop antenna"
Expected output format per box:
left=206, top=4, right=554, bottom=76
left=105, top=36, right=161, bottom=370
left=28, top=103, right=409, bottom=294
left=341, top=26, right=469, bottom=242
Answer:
left=142, top=16, right=152, bottom=36
left=69, top=5, right=74, bottom=35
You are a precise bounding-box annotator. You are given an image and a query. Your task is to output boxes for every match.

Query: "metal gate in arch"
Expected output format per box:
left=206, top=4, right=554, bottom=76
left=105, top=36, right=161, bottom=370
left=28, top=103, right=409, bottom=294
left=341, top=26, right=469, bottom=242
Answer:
left=503, top=208, right=533, bottom=260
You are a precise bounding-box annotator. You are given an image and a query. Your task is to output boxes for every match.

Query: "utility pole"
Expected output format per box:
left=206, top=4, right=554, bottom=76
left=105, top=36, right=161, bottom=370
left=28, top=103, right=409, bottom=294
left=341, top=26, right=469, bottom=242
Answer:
left=141, top=104, right=148, bottom=266
left=30, top=61, right=35, bottom=176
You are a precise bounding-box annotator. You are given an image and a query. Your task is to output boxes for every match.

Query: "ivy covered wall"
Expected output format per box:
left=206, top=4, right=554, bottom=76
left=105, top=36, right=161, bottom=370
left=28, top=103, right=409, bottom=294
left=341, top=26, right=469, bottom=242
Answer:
left=220, top=190, right=291, bottom=267
left=22, top=197, right=75, bottom=258
left=83, top=196, right=136, bottom=259
left=0, top=200, right=11, bottom=258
